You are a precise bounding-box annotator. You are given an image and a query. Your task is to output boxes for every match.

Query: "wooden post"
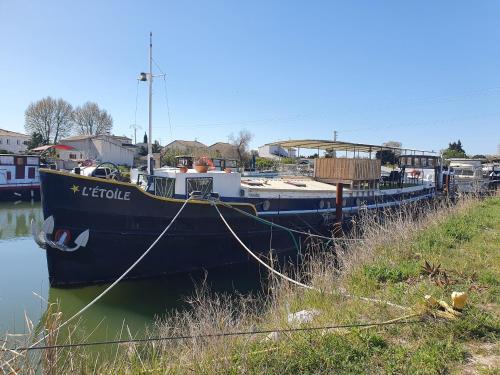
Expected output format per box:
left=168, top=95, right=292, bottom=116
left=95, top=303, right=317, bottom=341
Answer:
left=334, top=183, right=344, bottom=237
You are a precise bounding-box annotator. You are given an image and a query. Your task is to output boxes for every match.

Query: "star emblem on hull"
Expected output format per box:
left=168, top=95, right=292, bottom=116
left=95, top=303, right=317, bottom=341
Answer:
left=70, top=185, right=80, bottom=194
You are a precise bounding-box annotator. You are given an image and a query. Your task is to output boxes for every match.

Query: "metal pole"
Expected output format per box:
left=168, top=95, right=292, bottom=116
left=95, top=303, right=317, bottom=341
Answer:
left=334, top=183, right=343, bottom=237
left=147, top=32, right=153, bottom=175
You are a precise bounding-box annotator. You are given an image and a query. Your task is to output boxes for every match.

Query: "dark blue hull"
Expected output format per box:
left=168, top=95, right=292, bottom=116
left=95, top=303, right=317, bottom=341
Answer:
left=39, top=169, right=435, bottom=287
left=40, top=170, right=320, bottom=287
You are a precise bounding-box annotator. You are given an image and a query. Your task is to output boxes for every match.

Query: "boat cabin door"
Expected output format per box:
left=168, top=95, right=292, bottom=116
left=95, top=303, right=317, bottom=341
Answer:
left=15, top=156, right=25, bottom=179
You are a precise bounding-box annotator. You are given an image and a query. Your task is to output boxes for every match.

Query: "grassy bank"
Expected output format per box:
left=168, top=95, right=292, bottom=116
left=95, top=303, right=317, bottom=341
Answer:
left=3, top=196, right=499, bottom=374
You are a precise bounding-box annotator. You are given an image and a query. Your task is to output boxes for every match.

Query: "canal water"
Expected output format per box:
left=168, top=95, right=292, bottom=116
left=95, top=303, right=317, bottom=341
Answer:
left=0, top=201, right=264, bottom=342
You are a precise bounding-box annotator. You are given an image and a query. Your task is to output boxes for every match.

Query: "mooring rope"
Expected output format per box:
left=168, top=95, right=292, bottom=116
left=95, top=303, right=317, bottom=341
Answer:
left=213, top=202, right=410, bottom=311
left=1, top=318, right=424, bottom=352
left=213, top=202, right=317, bottom=291
left=218, top=200, right=362, bottom=242
left=1, top=197, right=192, bottom=369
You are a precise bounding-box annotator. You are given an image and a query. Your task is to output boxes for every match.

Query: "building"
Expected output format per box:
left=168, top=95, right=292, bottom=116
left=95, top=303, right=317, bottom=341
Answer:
left=163, top=140, right=207, bottom=153
left=258, top=144, right=296, bottom=160
left=0, top=129, right=29, bottom=154
left=60, top=134, right=135, bottom=166
left=207, top=142, right=239, bottom=159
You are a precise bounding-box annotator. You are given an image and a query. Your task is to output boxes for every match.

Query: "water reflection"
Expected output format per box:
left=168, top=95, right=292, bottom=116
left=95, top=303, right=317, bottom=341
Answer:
left=0, top=201, right=43, bottom=240
left=46, top=263, right=265, bottom=341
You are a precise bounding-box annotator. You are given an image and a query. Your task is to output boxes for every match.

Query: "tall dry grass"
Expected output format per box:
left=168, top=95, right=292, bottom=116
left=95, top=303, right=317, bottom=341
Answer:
left=1, top=192, right=495, bottom=374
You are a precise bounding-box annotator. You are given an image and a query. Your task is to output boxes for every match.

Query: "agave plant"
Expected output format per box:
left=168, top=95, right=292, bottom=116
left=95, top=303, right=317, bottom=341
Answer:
left=421, top=260, right=455, bottom=287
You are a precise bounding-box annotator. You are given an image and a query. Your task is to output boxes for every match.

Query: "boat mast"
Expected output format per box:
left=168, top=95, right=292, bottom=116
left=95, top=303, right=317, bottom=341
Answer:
left=147, top=32, right=153, bottom=175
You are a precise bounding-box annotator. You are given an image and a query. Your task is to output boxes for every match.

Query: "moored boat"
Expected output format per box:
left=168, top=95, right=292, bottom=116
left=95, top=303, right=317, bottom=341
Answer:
left=35, top=139, right=444, bottom=287
left=0, top=154, right=40, bottom=201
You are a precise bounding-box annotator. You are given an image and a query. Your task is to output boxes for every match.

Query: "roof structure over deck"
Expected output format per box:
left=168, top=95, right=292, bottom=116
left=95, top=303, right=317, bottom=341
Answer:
left=264, top=139, right=437, bottom=155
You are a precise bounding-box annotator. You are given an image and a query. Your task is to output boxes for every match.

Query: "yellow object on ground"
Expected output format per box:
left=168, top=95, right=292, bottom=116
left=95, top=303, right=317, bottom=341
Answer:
left=424, top=295, right=438, bottom=306
left=451, top=291, right=467, bottom=310
left=424, top=293, right=467, bottom=320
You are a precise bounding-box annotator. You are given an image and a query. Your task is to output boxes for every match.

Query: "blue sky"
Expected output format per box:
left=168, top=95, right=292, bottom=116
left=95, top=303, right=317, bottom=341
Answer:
left=1, top=1, right=499, bottom=155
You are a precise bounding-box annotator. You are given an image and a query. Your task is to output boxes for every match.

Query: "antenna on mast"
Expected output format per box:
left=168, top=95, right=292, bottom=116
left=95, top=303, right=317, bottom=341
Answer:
left=129, top=123, right=142, bottom=144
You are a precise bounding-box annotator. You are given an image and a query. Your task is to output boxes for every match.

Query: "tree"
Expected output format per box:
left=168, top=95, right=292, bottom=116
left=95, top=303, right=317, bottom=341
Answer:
left=152, top=140, right=162, bottom=153
left=143, top=132, right=148, bottom=144
left=73, top=102, right=113, bottom=135
left=255, top=157, right=276, bottom=171
left=442, top=140, right=467, bottom=159
left=383, top=141, right=402, bottom=150
left=375, top=141, right=402, bottom=165
left=25, top=132, right=45, bottom=150
left=375, top=150, right=398, bottom=165
left=229, top=130, right=253, bottom=165
left=448, top=140, right=465, bottom=153
left=25, top=97, right=73, bottom=144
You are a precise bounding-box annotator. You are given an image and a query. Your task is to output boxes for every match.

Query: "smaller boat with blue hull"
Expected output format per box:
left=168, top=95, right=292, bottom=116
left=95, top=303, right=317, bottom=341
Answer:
left=34, top=139, right=444, bottom=287
left=0, top=154, right=41, bottom=201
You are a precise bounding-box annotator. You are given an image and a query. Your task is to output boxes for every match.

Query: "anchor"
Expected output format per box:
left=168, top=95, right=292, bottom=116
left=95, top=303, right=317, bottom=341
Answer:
left=31, top=216, right=90, bottom=252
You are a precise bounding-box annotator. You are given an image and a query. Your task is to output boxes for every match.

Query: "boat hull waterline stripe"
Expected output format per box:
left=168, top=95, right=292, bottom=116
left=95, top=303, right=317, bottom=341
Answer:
left=257, top=194, right=435, bottom=216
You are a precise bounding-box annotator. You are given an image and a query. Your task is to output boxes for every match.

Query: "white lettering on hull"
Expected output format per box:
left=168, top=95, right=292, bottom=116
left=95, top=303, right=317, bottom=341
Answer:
left=75, top=185, right=131, bottom=201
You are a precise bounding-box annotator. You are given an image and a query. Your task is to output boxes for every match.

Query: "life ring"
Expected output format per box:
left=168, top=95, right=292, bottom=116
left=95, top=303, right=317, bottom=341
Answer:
left=82, top=159, right=93, bottom=167
left=54, top=229, right=72, bottom=245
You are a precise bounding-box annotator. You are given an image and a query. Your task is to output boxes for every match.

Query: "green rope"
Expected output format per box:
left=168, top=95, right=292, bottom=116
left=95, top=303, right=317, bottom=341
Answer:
left=219, top=201, right=302, bottom=251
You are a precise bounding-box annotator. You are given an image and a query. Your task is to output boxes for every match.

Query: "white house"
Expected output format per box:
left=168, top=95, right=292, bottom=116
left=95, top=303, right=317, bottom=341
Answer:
left=258, top=144, right=296, bottom=160
left=0, top=129, right=29, bottom=154
left=60, top=134, right=135, bottom=166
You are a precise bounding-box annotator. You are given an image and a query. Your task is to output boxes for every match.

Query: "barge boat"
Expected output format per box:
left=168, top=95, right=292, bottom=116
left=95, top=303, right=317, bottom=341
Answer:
left=35, top=140, right=443, bottom=286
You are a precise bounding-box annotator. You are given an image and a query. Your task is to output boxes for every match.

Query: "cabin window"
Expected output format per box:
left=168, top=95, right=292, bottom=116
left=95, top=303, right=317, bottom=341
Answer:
left=16, top=157, right=25, bottom=166
left=186, top=177, right=213, bottom=198
left=137, top=174, right=175, bottom=198
left=28, top=167, right=35, bottom=179
left=153, top=176, right=175, bottom=197
left=6, top=139, right=10, bottom=145
left=27, top=157, right=39, bottom=165
left=69, top=153, right=77, bottom=159
left=17, top=140, right=20, bottom=145
left=6, top=171, right=11, bottom=180
left=0, top=156, right=14, bottom=164
left=421, top=158, right=427, bottom=167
